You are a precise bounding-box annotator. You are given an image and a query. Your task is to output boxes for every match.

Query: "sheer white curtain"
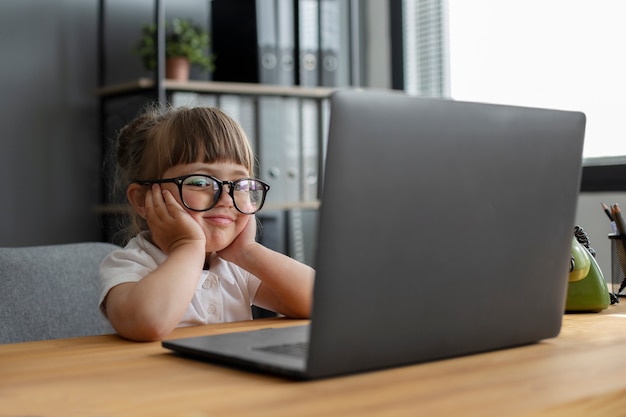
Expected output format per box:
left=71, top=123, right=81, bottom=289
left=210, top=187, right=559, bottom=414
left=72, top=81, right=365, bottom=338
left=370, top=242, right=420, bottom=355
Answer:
left=403, top=0, right=449, bottom=97
left=447, top=0, right=626, bottom=159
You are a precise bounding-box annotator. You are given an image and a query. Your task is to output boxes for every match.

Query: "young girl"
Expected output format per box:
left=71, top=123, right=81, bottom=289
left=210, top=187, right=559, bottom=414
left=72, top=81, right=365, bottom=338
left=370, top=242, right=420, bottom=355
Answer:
left=99, top=105, right=315, bottom=342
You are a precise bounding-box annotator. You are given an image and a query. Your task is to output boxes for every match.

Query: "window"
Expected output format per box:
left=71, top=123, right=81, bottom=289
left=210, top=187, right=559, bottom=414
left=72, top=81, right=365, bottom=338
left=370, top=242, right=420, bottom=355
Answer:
left=447, top=0, right=626, bottom=159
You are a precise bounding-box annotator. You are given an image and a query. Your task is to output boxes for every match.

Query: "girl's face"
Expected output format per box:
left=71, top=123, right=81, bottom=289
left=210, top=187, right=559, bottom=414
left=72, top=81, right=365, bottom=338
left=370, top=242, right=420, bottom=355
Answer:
left=160, top=160, right=252, bottom=253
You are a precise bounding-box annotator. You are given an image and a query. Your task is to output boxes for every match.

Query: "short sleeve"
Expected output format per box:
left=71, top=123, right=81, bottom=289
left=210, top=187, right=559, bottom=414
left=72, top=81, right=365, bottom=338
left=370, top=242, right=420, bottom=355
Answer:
left=98, top=234, right=165, bottom=316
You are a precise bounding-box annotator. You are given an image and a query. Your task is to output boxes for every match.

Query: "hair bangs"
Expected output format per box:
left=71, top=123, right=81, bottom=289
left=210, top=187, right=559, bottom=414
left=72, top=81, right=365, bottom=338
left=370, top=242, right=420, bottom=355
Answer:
left=164, top=107, right=254, bottom=173
left=135, top=106, right=255, bottom=181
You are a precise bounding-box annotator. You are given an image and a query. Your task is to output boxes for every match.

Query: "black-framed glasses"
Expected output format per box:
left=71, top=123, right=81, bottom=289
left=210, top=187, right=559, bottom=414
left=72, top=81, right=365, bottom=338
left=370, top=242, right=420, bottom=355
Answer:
left=134, top=174, right=270, bottom=215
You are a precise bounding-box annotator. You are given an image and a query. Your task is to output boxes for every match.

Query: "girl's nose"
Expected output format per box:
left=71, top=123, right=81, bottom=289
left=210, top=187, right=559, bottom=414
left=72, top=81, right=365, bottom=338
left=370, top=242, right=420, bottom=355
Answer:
left=215, top=184, right=234, bottom=207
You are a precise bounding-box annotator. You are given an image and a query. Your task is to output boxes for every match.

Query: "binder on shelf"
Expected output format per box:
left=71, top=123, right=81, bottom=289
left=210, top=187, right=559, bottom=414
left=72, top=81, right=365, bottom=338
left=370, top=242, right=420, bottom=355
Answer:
left=300, top=98, right=319, bottom=202
left=257, top=97, right=300, bottom=205
left=286, top=208, right=318, bottom=266
left=280, top=96, right=301, bottom=203
left=297, top=0, right=320, bottom=86
left=256, top=0, right=279, bottom=85
left=257, top=97, right=282, bottom=202
left=319, top=0, right=341, bottom=86
left=276, top=0, right=296, bottom=86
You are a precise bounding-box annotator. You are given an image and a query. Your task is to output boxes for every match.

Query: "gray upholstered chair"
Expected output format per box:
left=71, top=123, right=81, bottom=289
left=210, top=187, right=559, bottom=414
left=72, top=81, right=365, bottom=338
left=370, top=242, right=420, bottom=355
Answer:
left=0, top=242, right=119, bottom=344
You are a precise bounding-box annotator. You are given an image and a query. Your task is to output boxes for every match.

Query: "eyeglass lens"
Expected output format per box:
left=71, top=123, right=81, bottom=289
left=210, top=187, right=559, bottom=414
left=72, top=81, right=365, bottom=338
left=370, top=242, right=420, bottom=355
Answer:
left=181, top=175, right=266, bottom=214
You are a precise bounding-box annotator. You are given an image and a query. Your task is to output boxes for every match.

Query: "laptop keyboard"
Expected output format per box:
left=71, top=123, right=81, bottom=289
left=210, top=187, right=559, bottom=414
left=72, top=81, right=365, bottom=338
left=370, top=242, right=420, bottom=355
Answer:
left=253, top=342, right=309, bottom=359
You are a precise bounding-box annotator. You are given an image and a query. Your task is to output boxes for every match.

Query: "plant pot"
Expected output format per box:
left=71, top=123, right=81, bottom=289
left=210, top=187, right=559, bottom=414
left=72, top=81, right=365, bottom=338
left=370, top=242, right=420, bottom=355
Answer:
left=165, top=57, right=191, bottom=81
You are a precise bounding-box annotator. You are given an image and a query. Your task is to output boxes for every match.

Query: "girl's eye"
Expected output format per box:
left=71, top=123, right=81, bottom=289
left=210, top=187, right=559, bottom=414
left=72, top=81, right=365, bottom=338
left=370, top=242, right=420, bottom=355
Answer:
left=184, top=176, right=212, bottom=188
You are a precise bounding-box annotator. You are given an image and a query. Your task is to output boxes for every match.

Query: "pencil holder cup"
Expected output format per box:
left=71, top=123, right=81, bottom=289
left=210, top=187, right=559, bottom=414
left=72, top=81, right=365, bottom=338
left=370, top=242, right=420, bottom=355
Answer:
left=609, top=234, right=626, bottom=296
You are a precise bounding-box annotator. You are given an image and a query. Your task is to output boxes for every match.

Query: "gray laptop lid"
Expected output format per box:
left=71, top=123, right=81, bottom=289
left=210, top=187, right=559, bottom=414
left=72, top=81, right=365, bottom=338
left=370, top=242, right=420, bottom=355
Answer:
left=304, top=89, right=585, bottom=378
left=162, top=89, right=585, bottom=380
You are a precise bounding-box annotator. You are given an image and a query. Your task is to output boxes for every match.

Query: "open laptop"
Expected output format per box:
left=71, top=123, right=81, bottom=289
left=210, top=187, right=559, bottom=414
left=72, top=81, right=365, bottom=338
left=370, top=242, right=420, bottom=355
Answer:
left=162, top=89, right=586, bottom=380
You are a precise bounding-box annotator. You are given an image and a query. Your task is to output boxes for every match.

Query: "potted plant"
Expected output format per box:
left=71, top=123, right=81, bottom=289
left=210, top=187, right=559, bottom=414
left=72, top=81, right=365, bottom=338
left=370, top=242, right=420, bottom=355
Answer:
left=134, top=18, right=214, bottom=81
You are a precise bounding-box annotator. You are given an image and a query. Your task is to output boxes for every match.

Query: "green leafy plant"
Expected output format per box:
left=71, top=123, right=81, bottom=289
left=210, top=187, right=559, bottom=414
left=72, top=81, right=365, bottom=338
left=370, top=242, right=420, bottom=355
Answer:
left=134, top=18, right=214, bottom=72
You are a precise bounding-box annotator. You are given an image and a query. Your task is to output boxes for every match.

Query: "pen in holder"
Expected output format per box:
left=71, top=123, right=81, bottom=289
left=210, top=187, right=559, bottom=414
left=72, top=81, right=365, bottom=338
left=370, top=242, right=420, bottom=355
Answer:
left=609, top=234, right=626, bottom=296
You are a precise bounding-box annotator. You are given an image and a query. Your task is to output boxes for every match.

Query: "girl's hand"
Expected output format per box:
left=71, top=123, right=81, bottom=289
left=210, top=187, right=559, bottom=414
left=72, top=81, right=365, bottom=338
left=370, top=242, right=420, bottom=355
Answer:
left=217, top=214, right=257, bottom=263
left=144, top=184, right=206, bottom=254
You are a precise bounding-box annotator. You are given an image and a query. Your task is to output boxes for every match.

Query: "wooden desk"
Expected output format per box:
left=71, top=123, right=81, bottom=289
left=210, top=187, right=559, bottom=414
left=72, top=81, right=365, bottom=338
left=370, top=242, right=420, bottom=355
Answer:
left=3, top=304, right=626, bottom=417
